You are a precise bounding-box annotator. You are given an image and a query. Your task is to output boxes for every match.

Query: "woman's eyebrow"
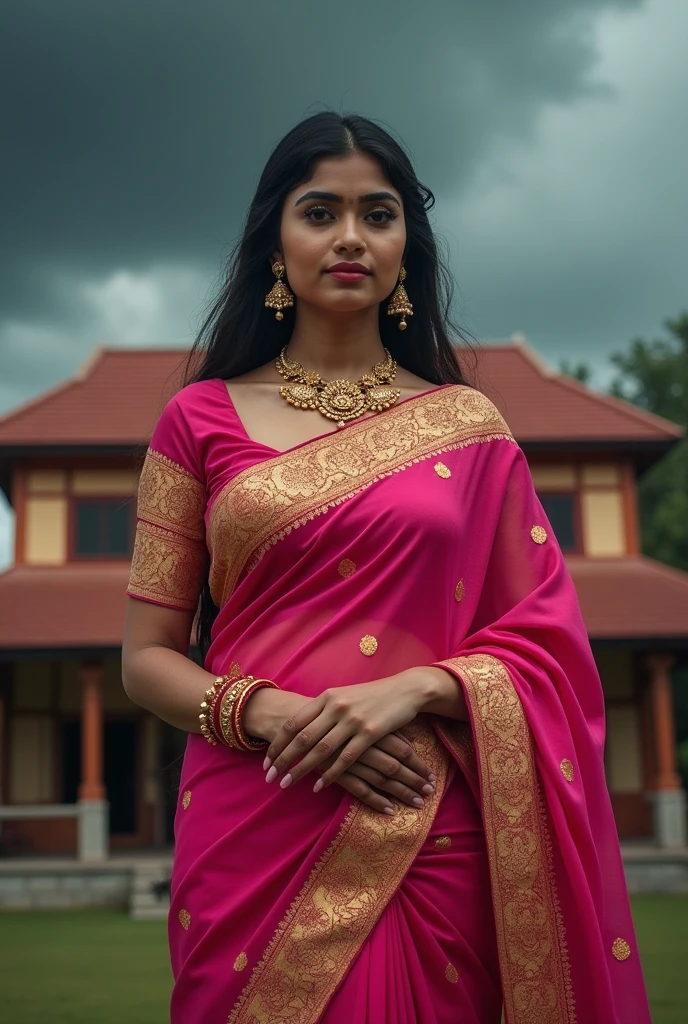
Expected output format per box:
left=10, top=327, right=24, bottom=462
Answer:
left=294, top=189, right=401, bottom=207
left=294, top=190, right=342, bottom=206
left=359, top=191, right=401, bottom=207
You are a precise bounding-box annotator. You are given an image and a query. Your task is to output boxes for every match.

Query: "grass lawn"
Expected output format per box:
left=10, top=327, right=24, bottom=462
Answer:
left=0, top=897, right=685, bottom=1022
left=0, top=911, right=171, bottom=1024
left=632, top=895, right=688, bottom=1024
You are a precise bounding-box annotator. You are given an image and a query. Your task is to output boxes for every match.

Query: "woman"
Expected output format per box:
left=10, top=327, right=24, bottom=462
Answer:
left=122, top=112, right=651, bottom=1023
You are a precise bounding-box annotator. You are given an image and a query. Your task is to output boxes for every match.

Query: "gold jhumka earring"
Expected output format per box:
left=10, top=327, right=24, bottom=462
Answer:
left=264, top=262, right=295, bottom=320
left=387, top=266, right=413, bottom=330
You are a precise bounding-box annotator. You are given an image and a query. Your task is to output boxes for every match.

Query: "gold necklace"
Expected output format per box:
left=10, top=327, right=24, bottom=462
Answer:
left=275, top=347, right=400, bottom=428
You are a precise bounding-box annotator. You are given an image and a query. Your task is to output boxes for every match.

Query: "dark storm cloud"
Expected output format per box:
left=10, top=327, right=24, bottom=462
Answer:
left=2, top=0, right=641, bottom=323
left=8, top=0, right=688, bottom=567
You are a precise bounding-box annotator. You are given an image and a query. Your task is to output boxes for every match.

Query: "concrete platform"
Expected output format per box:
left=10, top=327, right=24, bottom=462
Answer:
left=0, top=853, right=173, bottom=917
left=1, top=845, right=686, bottom=916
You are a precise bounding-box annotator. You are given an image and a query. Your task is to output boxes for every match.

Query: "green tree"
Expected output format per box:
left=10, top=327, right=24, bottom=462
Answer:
left=609, top=314, right=688, bottom=787
left=559, top=359, right=592, bottom=385
left=609, top=314, right=688, bottom=572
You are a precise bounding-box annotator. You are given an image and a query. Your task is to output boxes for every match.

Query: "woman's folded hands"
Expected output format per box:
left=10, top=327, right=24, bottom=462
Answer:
left=243, top=670, right=460, bottom=813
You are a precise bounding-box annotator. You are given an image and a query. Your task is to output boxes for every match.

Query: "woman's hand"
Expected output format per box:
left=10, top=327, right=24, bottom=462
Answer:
left=323, top=732, right=437, bottom=814
left=243, top=685, right=435, bottom=813
left=262, top=670, right=435, bottom=792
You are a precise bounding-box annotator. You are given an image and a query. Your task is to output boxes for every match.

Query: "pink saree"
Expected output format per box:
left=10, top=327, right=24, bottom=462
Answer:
left=127, top=379, right=651, bottom=1024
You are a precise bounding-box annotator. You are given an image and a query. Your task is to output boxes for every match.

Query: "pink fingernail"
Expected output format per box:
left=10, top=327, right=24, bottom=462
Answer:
left=422, top=784, right=434, bottom=795
left=412, top=797, right=424, bottom=807
left=428, top=773, right=437, bottom=783
left=383, top=806, right=395, bottom=815
left=280, top=773, right=293, bottom=789
left=313, top=778, right=324, bottom=793
left=265, top=767, right=278, bottom=784
left=263, top=756, right=272, bottom=771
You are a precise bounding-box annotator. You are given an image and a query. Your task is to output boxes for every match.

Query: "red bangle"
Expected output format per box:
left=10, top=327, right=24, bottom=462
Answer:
left=231, top=678, right=279, bottom=751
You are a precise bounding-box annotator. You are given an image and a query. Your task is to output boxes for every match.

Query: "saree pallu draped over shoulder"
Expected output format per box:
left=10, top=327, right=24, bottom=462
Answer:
left=127, top=381, right=651, bottom=1024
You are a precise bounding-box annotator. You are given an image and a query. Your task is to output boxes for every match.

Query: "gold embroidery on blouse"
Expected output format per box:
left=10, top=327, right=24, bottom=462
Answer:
left=445, top=962, right=459, bottom=984
left=434, top=461, right=451, bottom=478
left=208, top=387, right=513, bottom=607
left=435, top=836, right=452, bottom=850
left=359, top=635, right=378, bottom=656
left=612, top=938, right=631, bottom=961
left=127, top=449, right=207, bottom=610
left=531, top=525, right=548, bottom=545
left=560, top=759, right=574, bottom=783
left=227, top=721, right=449, bottom=1024
left=454, top=579, right=465, bottom=603
left=181, top=790, right=192, bottom=809
left=234, top=952, right=248, bottom=972
left=338, top=558, right=357, bottom=578
left=178, top=909, right=191, bottom=930
left=439, top=654, right=576, bottom=1024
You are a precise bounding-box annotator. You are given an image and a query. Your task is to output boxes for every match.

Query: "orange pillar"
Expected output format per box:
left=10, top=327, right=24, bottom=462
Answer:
left=647, top=654, right=680, bottom=791
left=646, top=654, right=686, bottom=848
left=78, top=662, right=105, bottom=801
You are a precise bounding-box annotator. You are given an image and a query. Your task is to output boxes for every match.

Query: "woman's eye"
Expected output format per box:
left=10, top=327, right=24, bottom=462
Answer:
left=304, top=206, right=333, bottom=222
left=366, top=208, right=397, bottom=224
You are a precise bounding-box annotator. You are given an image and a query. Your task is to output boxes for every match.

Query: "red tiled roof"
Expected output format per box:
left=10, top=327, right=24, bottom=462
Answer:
left=0, top=341, right=682, bottom=448
left=0, top=564, right=129, bottom=649
left=567, top=556, right=688, bottom=639
left=473, top=342, right=682, bottom=443
left=0, top=348, right=188, bottom=446
left=0, top=556, right=686, bottom=650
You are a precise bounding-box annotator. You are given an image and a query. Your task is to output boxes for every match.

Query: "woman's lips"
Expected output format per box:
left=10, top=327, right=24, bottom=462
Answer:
left=327, top=270, right=369, bottom=283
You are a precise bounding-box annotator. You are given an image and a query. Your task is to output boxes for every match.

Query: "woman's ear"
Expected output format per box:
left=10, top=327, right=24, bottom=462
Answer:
left=271, top=247, right=283, bottom=266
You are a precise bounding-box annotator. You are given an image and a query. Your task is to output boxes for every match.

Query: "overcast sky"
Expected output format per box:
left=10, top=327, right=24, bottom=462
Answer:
left=1, top=0, right=687, bottom=563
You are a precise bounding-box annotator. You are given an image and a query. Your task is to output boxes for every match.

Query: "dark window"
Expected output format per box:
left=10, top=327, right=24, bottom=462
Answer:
left=74, top=499, right=133, bottom=557
left=538, top=493, right=577, bottom=552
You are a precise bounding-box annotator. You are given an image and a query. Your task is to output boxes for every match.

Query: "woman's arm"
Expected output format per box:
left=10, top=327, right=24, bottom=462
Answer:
left=122, top=599, right=217, bottom=732
left=411, top=666, right=468, bottom=719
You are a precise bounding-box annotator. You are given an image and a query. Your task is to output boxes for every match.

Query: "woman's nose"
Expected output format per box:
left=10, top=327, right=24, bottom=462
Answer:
left=334, top=214, right=366, bottom=253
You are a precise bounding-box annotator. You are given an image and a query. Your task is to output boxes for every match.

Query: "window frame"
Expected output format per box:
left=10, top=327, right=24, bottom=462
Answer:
left=69, top=495, right=136, bottom=561
left=536, top=490, right=583, bottom=555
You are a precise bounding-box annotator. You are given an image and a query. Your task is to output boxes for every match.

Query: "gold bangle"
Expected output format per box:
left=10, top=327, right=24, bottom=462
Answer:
left=199, top=669, right=242, bottom=746
left=218, top=676, right=254, bottom=749
left=232, top=678, right=278, bottom=751
left=217, top=676, right=279, bottom=751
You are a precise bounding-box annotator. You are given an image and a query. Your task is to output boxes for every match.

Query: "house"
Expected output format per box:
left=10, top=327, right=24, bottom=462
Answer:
left=0, top=340, right=686, bottom=870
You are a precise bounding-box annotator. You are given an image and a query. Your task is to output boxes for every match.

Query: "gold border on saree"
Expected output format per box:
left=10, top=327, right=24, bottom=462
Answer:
left=440, top=654, right=576, bottom=1024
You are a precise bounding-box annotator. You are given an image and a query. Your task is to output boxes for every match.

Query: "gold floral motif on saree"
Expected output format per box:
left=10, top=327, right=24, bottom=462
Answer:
left=612, top=938, right=631, bottom=961
left=227, top=721, right=449, bottom=1024
left=439, top=654, right=576, bottom=1024
left=209, top=387, right=514, bottom=607
left=359, top=634, right=378, bottom=656
left=127, top=449, right=207, bottom=610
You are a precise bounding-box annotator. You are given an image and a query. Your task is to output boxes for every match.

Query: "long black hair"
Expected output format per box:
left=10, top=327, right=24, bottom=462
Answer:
left=187, top=112, right=474, bottom=655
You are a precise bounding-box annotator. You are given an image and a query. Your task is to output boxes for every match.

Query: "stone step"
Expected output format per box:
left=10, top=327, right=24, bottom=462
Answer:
left=129, top=861, right=172, bottom=919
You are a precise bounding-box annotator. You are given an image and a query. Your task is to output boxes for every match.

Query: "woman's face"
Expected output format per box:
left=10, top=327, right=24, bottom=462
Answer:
left=276, top=151, right=406, bottom=315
